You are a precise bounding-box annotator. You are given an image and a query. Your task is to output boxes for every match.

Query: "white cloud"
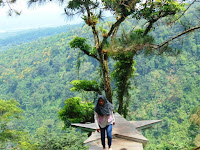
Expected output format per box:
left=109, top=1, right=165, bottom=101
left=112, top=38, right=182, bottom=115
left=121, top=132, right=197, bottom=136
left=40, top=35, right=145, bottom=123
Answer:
left=0, top=0, right=64, bottom=15
left=0, top=0, right=82, bottom=32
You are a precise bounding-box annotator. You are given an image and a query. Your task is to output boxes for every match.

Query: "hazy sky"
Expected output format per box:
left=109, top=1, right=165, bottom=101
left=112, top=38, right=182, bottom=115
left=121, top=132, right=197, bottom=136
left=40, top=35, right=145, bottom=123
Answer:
left=0, top=0, right=82, bottom=33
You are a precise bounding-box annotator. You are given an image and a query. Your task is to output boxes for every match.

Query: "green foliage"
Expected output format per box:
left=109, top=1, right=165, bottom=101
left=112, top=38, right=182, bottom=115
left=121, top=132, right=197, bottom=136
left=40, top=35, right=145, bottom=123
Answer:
left=0, top=99, right=24, bottom=144
left=82, top=14, right=99, bottom=26
left=102, top=0, right=136, bottom=15
left=58, top=97, right=94, bottom=127
left=190, top=107, right=200, bottom=126
left=65, top=0, right=102, bottom=26
left=66, top=0, right=99, bottom=15
left=69, top=36, right=98, bottom=57
left=0, top=99, right=23, bottom=122
left=0, top=99, right=36, bottom=149
left=111, top=52, right=137, bottom=116
left=99, top=25, right=108, bottom=37
left=69, top=37, right=91, bottom=51
left=34, top=126, right=88, bottom=150
left=129, top=29, right=154, bottom=44
left=133, top=0, right=185, bottom=20
left=109, top=29, right=153, bottom=116
left=108, top=29, right=154, bottom=56
left=67, top=0, right=83, bottom=10
left=0, top=29, right=99, bottom=134
left=190, top=107, right=200, bottom=147
left=70, top=80, right=101, bottom=93
left=128, top=26, right=200, bottom=148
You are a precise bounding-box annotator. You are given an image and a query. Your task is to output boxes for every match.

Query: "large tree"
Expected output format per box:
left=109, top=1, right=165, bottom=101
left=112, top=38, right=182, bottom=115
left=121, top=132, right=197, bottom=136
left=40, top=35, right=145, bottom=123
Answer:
left=28, top=0, right=200, bottom=116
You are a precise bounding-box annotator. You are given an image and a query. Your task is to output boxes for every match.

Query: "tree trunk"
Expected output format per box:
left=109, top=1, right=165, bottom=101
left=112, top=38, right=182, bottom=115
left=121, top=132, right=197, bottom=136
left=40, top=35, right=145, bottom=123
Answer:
left=103, top=59, right=112, bottom=103
left=97, top=48, right=113, bottom=103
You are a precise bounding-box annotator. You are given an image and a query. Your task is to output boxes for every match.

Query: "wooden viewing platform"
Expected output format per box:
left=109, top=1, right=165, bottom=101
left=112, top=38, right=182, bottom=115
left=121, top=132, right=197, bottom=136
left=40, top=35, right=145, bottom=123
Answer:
left=72, top=113, right=161, bottom=150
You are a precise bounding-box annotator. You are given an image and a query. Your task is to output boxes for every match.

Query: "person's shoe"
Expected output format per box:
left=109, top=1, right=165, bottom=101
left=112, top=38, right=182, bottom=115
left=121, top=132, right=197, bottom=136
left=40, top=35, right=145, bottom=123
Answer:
left=103, top=148, right=106, bottom=150
left=108, top=148, right=112, bottom=150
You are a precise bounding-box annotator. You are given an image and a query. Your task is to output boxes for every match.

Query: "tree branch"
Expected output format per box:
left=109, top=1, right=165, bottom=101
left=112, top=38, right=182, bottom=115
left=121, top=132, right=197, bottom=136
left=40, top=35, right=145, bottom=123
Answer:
left=128, top=20, right=139, bottom=35
left=111, top=25, right=120, bottom=41
left=169, top=0, right=197, bottom=26
left=143, top=20, right=156, bottom=36
left=143, top=10, right=177, bottom=36
left=69, top=37, right=100, bottom=61
left=100, top=16, right=126, bottom=48
left=80, top=49, right=100, bottom=61
left=85, top=4, right=100, bottom=49
left=91, top=25, right=100, bottom=48
left=158, top=26, right=200, bottom=48
left=193, top=146, right=200, bottom=150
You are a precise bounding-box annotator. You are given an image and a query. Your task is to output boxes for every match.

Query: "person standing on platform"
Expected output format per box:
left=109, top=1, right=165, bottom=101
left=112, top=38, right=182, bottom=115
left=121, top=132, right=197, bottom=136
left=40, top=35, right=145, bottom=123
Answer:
left=94, top=95, right=115, bottom=150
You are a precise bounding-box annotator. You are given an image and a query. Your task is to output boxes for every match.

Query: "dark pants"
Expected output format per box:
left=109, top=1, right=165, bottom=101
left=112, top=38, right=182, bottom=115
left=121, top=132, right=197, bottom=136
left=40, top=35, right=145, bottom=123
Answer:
left=100, top=124, right=113, bottom=148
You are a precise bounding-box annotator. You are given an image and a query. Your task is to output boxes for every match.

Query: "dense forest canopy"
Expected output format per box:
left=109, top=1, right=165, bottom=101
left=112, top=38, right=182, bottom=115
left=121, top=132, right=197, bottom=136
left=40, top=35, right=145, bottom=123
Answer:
left=0, top=1, right=200, bottom=150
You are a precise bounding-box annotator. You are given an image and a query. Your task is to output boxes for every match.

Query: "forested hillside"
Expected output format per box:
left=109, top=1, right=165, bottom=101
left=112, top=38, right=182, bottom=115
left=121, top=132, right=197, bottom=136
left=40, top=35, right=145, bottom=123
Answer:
left=130, top=6, right=200, bottom=149
left=131, top=31, right=199, bottom=149
left=0, top=4, right=199, bottom=150
left=0, top=25, right=98, bottom=132
left=0, top=25, right=94, bottom=149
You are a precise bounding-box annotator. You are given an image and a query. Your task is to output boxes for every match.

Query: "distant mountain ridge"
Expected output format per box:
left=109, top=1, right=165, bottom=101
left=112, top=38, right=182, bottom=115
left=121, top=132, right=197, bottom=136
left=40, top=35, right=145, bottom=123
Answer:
left=0, top=23, right=83, bottom=49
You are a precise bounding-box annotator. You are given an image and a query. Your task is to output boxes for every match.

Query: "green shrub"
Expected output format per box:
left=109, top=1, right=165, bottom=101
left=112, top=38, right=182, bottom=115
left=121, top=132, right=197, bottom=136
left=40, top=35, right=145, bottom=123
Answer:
left=58, top=97, right=94, bottom=127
